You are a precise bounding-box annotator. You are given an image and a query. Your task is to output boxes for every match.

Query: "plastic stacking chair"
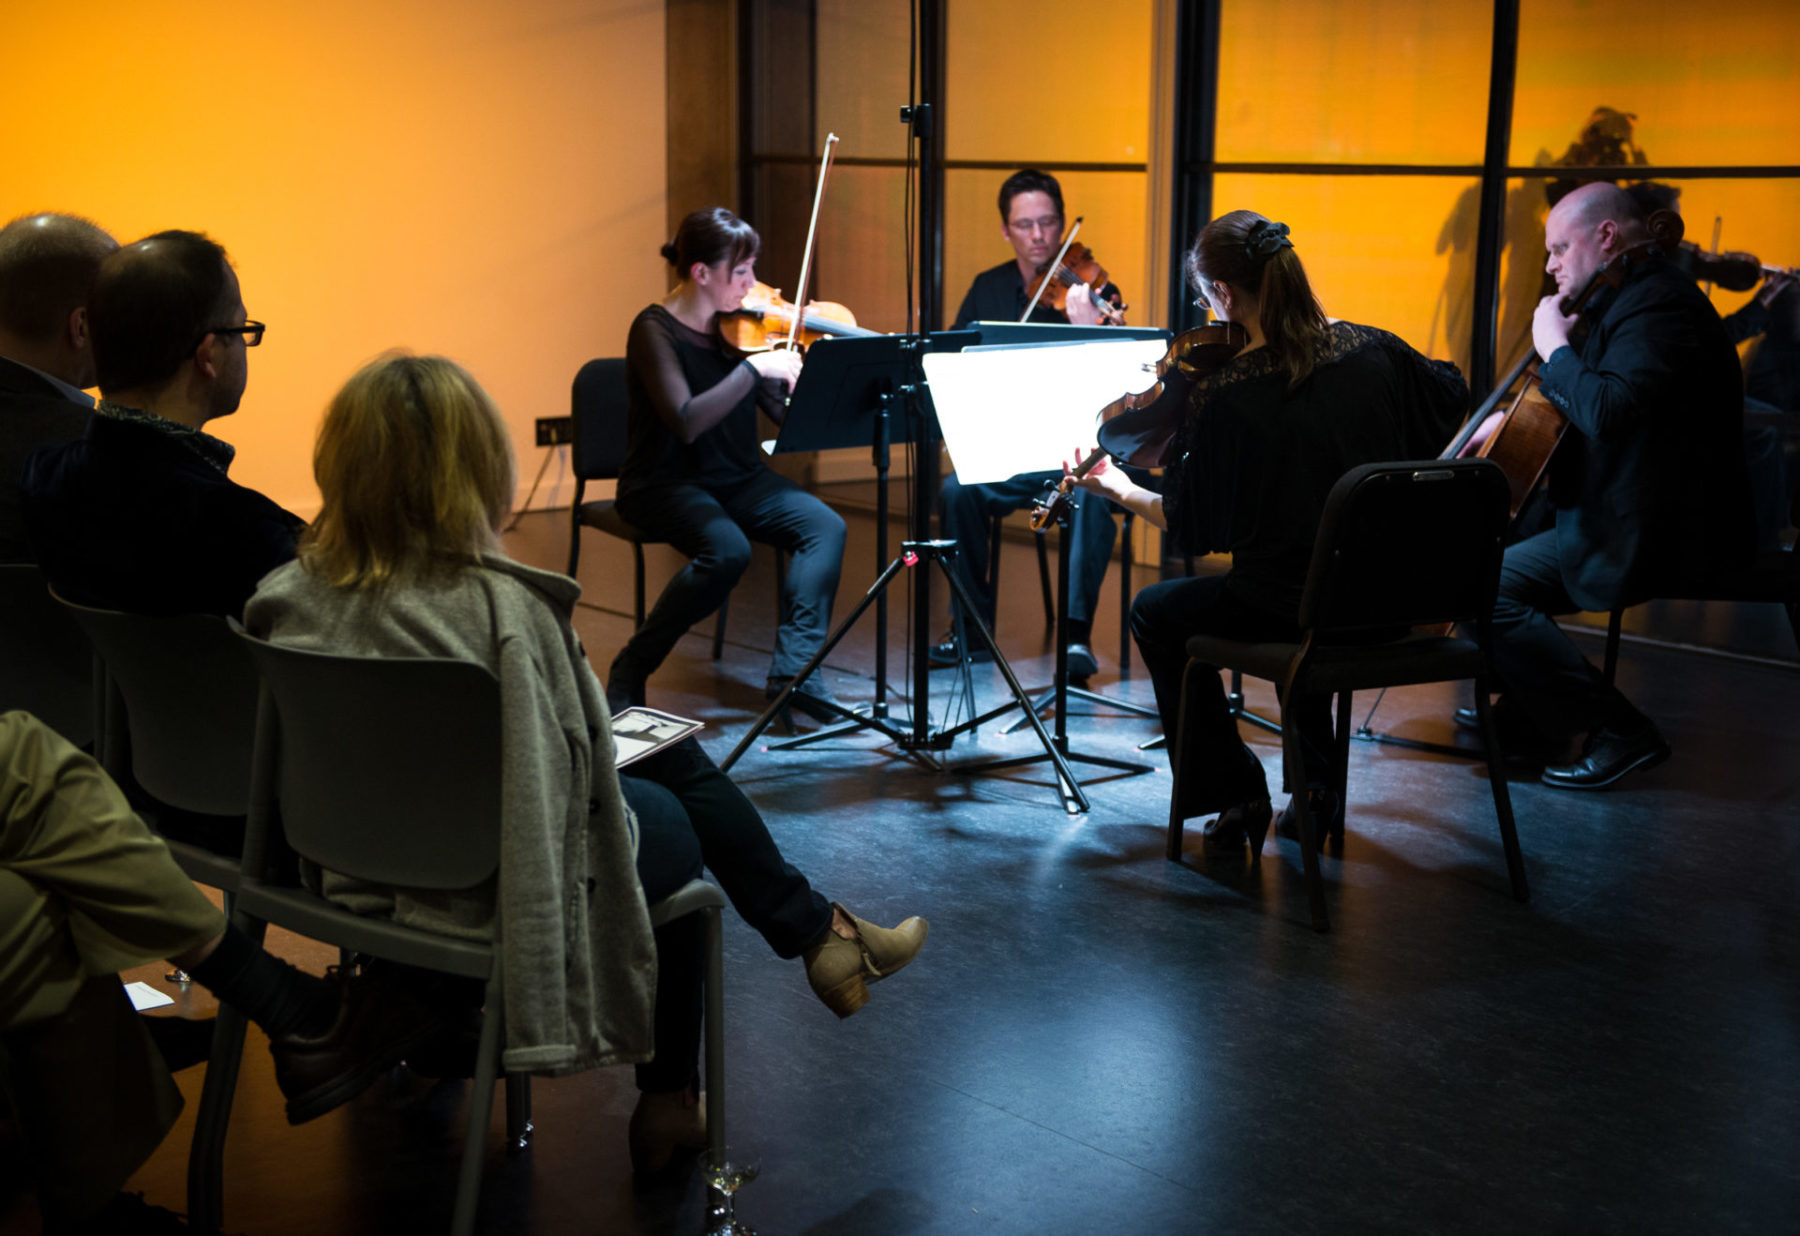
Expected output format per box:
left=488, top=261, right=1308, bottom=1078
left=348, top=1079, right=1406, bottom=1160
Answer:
left=187, top=633, right=727, bottom=1236
left=0, top=563, right=97, bottom=748
left=53, top=595, right=257, bottom=895
left=1166, top=460, right=1529, bottom=933
left=566, top=357, right=731, bottom=659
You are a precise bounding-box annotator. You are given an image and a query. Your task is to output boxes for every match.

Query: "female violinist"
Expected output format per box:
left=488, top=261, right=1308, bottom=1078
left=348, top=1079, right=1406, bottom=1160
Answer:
left=607, top=207, right=846, bottom=717
left=1068, top=211, right=1466, bottom=855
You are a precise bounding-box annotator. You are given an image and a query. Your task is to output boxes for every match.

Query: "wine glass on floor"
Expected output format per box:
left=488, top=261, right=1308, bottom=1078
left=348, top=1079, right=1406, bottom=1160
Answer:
left=704, top=1148, right=760, bottom=1236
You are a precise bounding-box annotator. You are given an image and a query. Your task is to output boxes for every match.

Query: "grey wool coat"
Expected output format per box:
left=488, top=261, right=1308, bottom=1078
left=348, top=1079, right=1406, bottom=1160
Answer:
left=246, top=553, right=656, bottom=1075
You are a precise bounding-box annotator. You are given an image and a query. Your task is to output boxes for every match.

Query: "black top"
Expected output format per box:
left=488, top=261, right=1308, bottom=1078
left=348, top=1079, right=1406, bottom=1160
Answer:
left=0, top=356, right=90, bottom=563
left=1724, top=294, right=1799, bottom=416
left=951, top=259, right=1124, bottom=331
left=21, top=411, right=303, bottom=617
left=1535, top=255, right=1754, bottom=609
left=1160, top=322, right=1468, bottom=618
left=619, top=304, right=788, bottom=497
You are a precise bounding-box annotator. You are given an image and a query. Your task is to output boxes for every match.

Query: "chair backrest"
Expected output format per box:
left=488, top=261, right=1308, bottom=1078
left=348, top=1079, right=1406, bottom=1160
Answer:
left=1298, top=459, right=1511, bottom=634
left=237, top=631, right=503, bottom=890
left=571, top=358, right=631, bottom=482
left=0, top=564, right=94, bottom=747
left=56, top=596, right=258, bottom=815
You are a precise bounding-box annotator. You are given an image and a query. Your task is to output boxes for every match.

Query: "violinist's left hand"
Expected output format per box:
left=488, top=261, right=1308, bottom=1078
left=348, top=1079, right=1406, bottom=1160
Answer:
left=1064, top=281, right=1102, bottom=326
left=1532, top=293, right=1578, bottom=362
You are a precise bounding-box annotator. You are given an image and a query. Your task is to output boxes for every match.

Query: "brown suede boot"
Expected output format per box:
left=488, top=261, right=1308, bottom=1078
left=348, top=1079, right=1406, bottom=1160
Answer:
left=803, top=903, right=929, bottom=1019
left=627, top=1081, right=707, bottom=1175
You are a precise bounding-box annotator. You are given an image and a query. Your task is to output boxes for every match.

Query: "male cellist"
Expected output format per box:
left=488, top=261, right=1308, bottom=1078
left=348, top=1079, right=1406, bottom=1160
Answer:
left=1470, top=182, right=1754, bottom=788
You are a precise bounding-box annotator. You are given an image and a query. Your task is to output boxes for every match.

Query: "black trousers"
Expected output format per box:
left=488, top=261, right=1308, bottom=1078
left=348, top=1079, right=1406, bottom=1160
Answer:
left=621, top=738, right=833, bottom=1091
left=939, top=468, right=1117, bottom=629
left=1488, top=530, right=1642, bottom=740
left=612, top=470, right=845, bottom=688
left=1131, top=573, right=1333, bottom=816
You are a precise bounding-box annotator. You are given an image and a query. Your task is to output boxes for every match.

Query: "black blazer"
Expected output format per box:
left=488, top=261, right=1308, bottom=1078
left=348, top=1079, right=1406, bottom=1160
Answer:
left=1537, top=257, right=1755, bottom=611
left=21, top=413, right=303, bottom=618
left=0, top=356, right=91, bottom=562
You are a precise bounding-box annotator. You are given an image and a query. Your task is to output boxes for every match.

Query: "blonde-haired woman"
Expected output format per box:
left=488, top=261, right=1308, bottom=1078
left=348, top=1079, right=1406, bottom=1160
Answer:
left=246, top=353, right=926, bottom=1173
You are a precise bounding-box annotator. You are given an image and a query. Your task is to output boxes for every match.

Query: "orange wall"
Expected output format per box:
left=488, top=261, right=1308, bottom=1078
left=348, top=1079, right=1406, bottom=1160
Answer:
left=3, top=0, right=667, bottom=517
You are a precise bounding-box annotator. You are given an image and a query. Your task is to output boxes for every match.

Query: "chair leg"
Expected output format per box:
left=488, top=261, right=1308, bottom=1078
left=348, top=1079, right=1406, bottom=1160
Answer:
left=1282, top=708, right=1331, bottom=932
left=703, top=904, right=726, bottom=1168
left=1603, top=607, right=1624, bottom=685
left=1119, top=513, right=1134, bottom=674
left=1165, top=659, right=1200, bottom=861
left=632, top=544, right=648, bottom=628
left=713, top=593, right=731, bottom=661
left=450, top=977, right=507, bottom=1236
left=567, top=514, right=581, bottom=578
left=505, top=1074, right=534, bottom=1151
left=186, top=1003, right=250, bottom=1234
left=1333, top=690, right=1353, bottom=839
left=1475, top=681, right=1530, bottom=902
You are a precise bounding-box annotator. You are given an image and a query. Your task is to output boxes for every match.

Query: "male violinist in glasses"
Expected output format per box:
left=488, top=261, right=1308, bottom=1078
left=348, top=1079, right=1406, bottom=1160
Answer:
left=932, top=168, right=1129, bottom=681
left=1470, top=181, right=1755, bottom=789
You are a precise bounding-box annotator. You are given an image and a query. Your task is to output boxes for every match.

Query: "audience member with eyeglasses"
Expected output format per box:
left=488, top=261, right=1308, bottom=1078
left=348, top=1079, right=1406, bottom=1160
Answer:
left=21, top=230, right=302, bottom=619
left=931, top=168, right=1130, bottom=682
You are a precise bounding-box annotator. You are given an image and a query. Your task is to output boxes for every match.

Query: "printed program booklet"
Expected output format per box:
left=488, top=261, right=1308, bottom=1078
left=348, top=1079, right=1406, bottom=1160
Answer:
left=611, top=706, right=705, bottom=768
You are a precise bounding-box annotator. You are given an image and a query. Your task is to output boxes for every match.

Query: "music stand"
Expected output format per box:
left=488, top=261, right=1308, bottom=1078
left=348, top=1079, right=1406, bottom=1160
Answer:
left=720, top=331, right=1089, bottom=810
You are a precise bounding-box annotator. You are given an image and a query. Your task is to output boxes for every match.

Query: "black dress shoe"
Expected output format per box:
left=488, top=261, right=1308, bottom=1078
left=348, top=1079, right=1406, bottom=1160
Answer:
left=928, top=631, right=992, bottom=668
left=270, top=970, right=450, bottom=1124
left=1540, top=723, right=1670, bottom=790
left=1454, top=702, right=1566, bottom=763
left=766, top=674, right=843, bottom=722
left=1065, top=643, right=1098, bottom=683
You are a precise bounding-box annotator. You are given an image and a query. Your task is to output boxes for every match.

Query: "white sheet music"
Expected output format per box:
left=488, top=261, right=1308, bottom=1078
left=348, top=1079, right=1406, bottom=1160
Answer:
left=922, top=338, right=1168, bottom=485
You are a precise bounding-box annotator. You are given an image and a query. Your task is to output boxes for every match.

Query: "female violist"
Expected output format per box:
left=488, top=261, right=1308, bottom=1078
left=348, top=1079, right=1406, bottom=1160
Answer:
left=606, top=207, right=846, bottom=718
left=1069, top=211, right=1467, bottom=855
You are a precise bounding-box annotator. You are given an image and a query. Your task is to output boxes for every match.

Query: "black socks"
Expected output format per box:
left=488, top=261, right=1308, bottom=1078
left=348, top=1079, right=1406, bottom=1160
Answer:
left=187, top=924, right=339, bottom=1039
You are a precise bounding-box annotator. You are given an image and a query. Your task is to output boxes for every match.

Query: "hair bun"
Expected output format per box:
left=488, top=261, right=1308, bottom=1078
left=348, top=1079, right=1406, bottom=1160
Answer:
left=1246, top=219, right=1294, bottom=263
left=659, top=241, right=681, bottom=267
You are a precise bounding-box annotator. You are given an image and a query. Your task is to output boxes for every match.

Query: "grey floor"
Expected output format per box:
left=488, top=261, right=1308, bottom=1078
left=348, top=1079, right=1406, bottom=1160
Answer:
left=6, top=491, right=1797, bottom=1235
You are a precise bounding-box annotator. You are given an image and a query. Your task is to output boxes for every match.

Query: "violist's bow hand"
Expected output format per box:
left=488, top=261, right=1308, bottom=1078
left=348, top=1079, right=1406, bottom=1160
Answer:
left=1757, top=268, right=1796, bottom=308
left=1532, top=293, right=1579, bottom=362
left=1064, top=281, right=1102, bottom=326
left=748, top=347, right=804, bottom=391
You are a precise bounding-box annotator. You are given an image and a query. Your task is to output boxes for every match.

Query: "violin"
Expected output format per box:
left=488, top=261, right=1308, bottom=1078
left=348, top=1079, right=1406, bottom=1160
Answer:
left=1443, top=207, right=1686, bottom=518
left=1672, top=241, right=1792, bottom=295
left=719, top=281, right=877, bottom=352
left=1025, top=241, right=1129, bottom=325
left=1030, top=321, right=1249, bottom=530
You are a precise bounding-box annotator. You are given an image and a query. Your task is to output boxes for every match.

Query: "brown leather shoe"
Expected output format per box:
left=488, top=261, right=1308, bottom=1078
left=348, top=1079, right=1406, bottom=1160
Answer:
left=269, top=970, right=450, bottom=1124
left=803, top=903, right=928, bottom=1019
left=627, top=1081, right=707, bottom=1175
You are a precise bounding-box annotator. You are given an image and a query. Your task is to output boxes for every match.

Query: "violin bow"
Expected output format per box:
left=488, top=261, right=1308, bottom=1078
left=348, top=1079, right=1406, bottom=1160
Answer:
left=1020, top=216, right=1084, bottom=323
left=778, top=132, right=839, bottom=352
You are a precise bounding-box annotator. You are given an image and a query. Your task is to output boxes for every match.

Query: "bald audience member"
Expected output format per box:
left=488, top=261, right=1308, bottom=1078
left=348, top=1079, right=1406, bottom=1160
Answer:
left=0, top=213, right=117, bottom=561
left=21, top=230, right=302, bottom=618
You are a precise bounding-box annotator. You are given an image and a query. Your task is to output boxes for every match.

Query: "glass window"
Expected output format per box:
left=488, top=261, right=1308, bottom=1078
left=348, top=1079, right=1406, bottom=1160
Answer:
left=945, top=0, right=1152, bottom=164
left=815, top=0, right=912, bottom=161
left=1215, top=0, right=1491, bottom=165
left=1512, top=0, right=1800, bottom=169
left=1211, top=173, right=1483, bottom=377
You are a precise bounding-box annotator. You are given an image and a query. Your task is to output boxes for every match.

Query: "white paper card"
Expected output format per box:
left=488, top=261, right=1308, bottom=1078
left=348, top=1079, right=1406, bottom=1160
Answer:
left=126, top=981, right=174, bottom=1011
left=922, top=338, right=1168, bottom=485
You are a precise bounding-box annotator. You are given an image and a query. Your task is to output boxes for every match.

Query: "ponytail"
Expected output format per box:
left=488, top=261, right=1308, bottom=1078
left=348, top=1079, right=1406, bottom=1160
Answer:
left=1187, top=211, right=1329, bottom=389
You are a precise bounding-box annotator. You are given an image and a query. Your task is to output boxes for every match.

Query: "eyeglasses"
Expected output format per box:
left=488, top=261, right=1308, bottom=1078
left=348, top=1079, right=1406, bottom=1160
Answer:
left=205, top=320, right=266, bottom=347
left=1007, top=215, right=1063, bottom=236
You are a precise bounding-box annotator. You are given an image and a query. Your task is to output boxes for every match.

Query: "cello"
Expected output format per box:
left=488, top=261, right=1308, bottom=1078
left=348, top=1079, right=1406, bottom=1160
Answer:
left=1443, top=207, right=1686, bottom=519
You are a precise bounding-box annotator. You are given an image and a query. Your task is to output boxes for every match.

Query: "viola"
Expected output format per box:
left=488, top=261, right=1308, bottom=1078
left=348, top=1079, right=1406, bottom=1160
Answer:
left=1029, top=321, right=1249, bottom=530
left=1027, top=241, right=1128, bottom=325
left=719, top=281, right=877, bottom=352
